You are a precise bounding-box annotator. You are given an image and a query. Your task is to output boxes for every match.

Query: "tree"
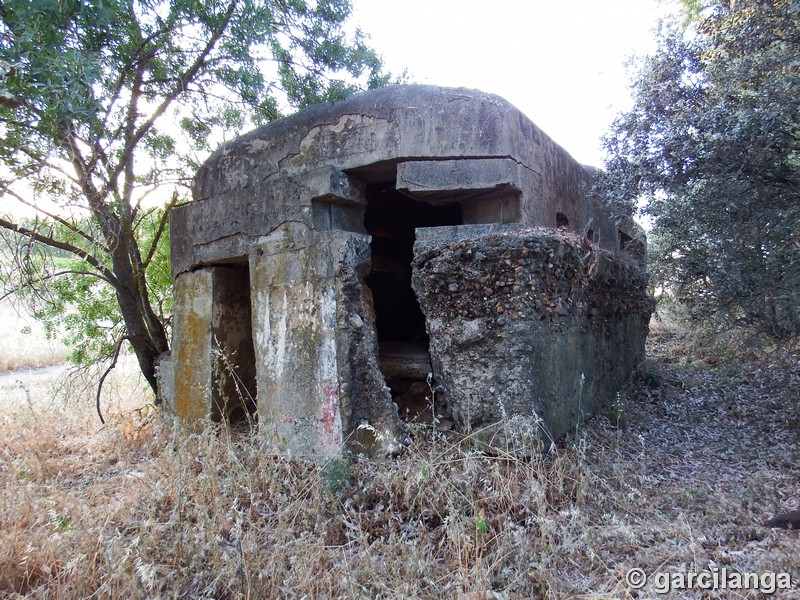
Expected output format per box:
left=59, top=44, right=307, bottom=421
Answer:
left=0, top=0, right=392, bottom=396
left=603, top=0, right=800, bottom=343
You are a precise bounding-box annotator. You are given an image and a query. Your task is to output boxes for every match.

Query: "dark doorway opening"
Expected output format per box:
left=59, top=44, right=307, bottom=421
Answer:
left=363, top=181, right=462, bottom=422
left=364, top=182, right=462, bottom=343
left=211, top=262, right=258, bottom=427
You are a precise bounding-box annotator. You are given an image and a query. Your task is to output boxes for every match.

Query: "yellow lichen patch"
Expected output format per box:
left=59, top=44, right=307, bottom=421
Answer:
left=172, top=272, right=213, bottom=421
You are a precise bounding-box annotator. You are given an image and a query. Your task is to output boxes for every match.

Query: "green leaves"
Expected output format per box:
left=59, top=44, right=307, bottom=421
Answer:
left=1, top=0, right=395, bottom=196
left=1, top=0, right=394, bottom=391
left=603, top=0, right=800, bottom=343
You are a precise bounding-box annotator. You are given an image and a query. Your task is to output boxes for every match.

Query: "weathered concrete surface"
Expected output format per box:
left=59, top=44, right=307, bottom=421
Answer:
left=412, top=225, right=653, bottom=449
left=396, top=158, right=523, bottom=224
left=165, top=269, right=214, bottom=421
left=173, top=85, right=632, bottom=279
left=250, top=224, right=407, bottom=458
left=163, top=84, right=652, bottom=459
left=170, top=166, right=366, bottom=277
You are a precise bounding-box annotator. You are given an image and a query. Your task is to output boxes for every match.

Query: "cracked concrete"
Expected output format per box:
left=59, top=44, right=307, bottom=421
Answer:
left=159, top=84, right=651, bottom=459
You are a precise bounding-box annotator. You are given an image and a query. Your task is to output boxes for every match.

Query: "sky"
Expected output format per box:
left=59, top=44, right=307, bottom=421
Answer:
left=351, top=0, right=675, bottom=168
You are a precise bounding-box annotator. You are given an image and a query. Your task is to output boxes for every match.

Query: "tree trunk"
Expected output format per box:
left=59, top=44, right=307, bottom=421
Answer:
left=110, top=229, right=169, bottom=395
left=116, top=284, right=169, bottom=394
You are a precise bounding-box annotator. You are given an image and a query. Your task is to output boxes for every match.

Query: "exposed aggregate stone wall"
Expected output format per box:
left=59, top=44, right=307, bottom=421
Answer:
left=413, top=226, right=652, bottom=448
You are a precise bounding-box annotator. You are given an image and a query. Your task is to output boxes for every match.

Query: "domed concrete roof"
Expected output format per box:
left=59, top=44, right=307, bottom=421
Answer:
left=193, top=84, right=550, bottom=202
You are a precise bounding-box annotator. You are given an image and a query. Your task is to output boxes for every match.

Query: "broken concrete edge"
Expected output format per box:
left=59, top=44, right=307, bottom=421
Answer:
left=158, top=225, right=410, bottom=460
left=414, top=224, right=652, bottom=316
left=412, top=225, right=653, bottom=450
left=162, top=84, right=653, bottom=461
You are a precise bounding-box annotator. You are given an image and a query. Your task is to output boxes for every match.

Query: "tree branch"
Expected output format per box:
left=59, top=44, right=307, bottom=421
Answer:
left=6, top=145, right=82, bottom=187
left=119, top=50, right=151, bottom=208
left=60, top=121, right=124, bottom=247
left=142, top=192, right=177, bottom=269
left=3, top=187, right=108, bottom=251
left=0, top=216, right=119, bottom=287
left=96, top=334, right=130, bottom=424
left=0, top=269, right=113, bottom=300
left=96, top=14, right=182, bottom=167
left=107, top=0, right=240, bottom=196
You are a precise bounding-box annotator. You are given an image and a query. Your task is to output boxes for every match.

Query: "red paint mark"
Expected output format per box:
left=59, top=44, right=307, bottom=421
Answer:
left=320, top=399, right=338, bottom=435
left=321, top=383, right=338, bottom=400
left=319, top=385, right=341, bottom=446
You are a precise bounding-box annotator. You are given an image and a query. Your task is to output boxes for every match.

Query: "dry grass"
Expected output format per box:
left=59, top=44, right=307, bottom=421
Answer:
left=0, top=298, right=69, bottom=373
left=0, top=322, right=798, bottom=598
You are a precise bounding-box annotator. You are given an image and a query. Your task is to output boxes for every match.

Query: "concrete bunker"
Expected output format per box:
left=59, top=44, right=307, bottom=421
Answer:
left=159, top=85, right=652, bottom=459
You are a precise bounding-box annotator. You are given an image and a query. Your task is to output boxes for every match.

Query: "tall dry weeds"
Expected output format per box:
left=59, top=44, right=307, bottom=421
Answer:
left=0, top=329, right=799, bottom=598
left=0, top=385, right=618, bottom=599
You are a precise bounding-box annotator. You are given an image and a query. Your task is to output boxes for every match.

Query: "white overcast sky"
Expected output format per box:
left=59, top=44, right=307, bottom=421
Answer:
left=351, top=0, right=675, bottom=168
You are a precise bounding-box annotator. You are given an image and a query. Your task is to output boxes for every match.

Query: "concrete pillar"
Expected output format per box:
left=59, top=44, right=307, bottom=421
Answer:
left=170, top=268, right=215, bottom=421
left=250, top=225, right=406, bottom=459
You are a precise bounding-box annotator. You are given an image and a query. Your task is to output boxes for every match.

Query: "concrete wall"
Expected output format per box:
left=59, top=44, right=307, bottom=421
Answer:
left=412, top=225, right=652, bottom=449
left=249, top=225, right=407, bottom=458
left=161, top=85, right=652, bottom=459
left=172, top=86, right=640, bottom=279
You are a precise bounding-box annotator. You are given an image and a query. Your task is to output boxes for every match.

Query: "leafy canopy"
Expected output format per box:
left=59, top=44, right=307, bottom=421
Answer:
left=0, top=0, right=394, bottom=397
left=603, top=0, right=800, bottom=343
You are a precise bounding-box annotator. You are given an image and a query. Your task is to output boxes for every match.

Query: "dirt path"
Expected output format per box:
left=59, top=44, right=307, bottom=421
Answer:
left=0, top=362, right=69, bottom=387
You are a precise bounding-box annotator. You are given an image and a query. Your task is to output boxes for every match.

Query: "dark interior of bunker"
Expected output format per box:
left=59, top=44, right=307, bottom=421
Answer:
left=361, top=176, right=463, bottom=422
left=211, top=262, right=258, bottom=426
